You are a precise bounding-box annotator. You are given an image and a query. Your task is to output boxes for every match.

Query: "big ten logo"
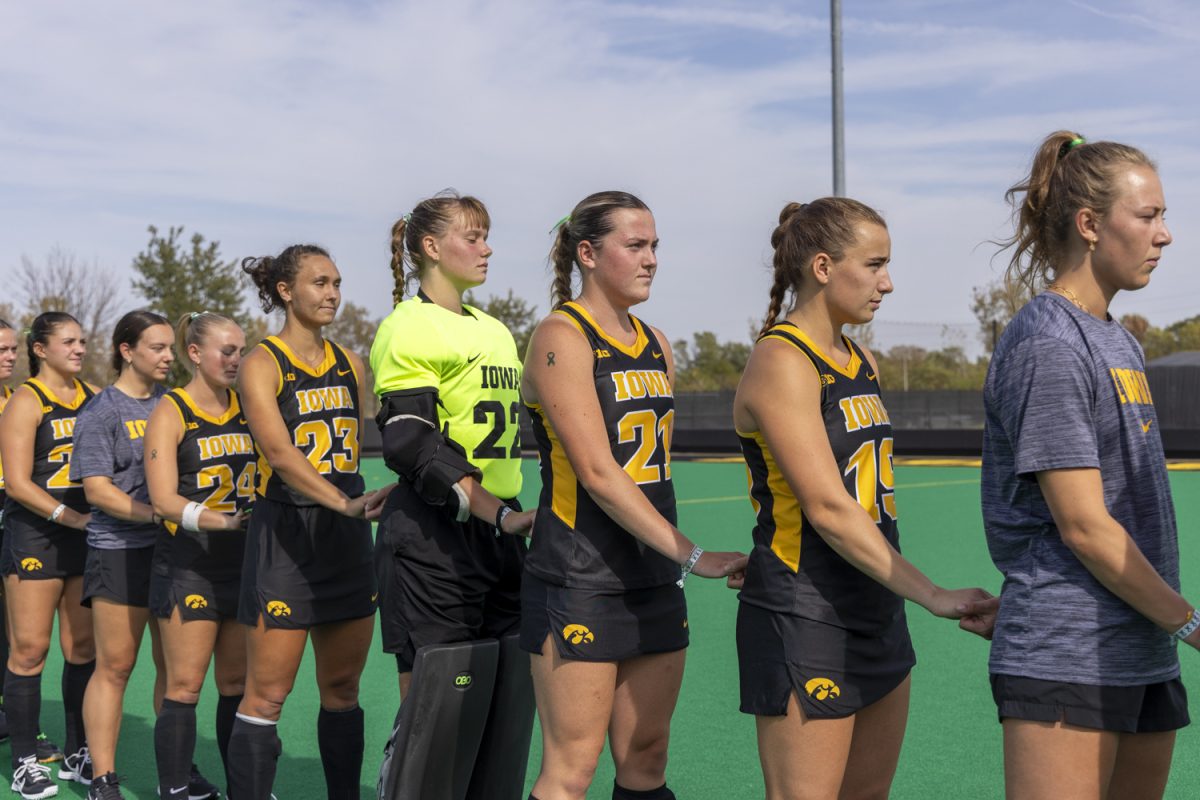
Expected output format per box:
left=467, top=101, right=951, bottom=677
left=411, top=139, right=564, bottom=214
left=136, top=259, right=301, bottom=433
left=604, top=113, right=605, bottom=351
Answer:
left=562, top=624, right=595, bottom=645
left=125, top=419, right=148, bottom=440
left=50, top=418, right=76, bottom=440
left=837, top=394, right=890, bottom=433
left=197, top=433, right=254, bottom=460
left=610, top=370, right=672, bottom=403
left=295, top=386, right=354, bottom=415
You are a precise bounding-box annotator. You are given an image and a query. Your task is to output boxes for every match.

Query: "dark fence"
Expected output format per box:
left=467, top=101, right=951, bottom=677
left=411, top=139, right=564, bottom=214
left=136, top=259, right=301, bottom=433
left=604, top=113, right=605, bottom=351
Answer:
left=363, top=355, right=1200, bottom=459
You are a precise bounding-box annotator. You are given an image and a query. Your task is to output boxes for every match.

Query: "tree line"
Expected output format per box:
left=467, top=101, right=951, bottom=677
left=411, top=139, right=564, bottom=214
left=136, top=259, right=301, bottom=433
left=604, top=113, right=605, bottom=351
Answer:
left=5, top=232, right=1197, bottom=396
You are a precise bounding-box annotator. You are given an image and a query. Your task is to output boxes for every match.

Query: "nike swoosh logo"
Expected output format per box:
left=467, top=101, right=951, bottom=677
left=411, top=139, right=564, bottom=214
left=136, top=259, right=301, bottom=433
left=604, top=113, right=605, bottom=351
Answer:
left=866, top=373, right=877, bottom=381
left=337, top=368, right=352, bottom=376
left=652, top=351, right=663, bottom=359
left=370, top=592, right=379, bottom=603
left=1142, top=419, right=1154, bottom=433
left=238, top=418, right=248, bottom=425
left=169, top=787, right=188, bottom=796
left=466, top=353, right=482, bottom=365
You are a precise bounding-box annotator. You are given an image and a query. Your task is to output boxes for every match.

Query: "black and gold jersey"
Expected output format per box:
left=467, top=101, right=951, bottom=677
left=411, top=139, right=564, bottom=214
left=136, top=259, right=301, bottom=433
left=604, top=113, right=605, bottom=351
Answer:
left=163, top=387, right=256, bottom=534
left=3, top=378, right=95, bottom=517
left=525, top=302, right=680, bottom=590
left=255, top=336, right=365, bottom=506
left=738, top=323, right=903, bottom=632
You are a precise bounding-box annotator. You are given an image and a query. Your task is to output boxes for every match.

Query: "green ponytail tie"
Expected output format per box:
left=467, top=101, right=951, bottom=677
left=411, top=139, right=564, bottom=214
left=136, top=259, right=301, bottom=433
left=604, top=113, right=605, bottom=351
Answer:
left=549, top=214, right=571, bottom=235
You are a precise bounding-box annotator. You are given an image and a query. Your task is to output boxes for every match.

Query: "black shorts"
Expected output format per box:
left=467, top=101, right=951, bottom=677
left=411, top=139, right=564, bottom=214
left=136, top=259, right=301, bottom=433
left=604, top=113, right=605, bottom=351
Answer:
left=149, top=527, right=246, bottom=621
left=82, top=545, right=155, bottom=608
left=0, top=506, right=88, bottom=579
left=518, top=572, right=689, bottom=662
left=237, top=497, right=377, bottom=629
left=376, top=484, right=525, bottom=671
left=991, top=673, right=1190, bottom=734
left=736, top=600, right=915, bottom=719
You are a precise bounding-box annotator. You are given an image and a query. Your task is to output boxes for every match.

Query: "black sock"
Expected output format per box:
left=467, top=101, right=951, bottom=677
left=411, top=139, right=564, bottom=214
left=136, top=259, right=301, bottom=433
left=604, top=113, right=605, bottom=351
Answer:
left=317, top=705, right=364, bottom=800
left=613, top=782, right=676, bottom=800
left=5, top=669, right=40, bottom=768
left=228, top=715, right=281, bottom=800
left=61, top=659, right=95, bottom=756
left=216, top=693, right=241, bottom=791
left=155, top=698, right=197, bottom=797
left=0, top=592, right=9, bottom=687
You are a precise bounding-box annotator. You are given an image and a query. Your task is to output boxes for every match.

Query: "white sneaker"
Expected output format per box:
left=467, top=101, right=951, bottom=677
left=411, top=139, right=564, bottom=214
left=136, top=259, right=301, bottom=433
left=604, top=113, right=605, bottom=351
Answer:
left=57, top=746, right=92, bottom=786
left=10, top=756, right=58, bottom=800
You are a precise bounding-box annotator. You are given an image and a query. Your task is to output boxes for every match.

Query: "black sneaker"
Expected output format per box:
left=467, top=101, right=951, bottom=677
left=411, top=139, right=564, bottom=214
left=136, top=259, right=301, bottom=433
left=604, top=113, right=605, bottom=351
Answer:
left=86, top=772, right=125, bottom=800
left=58, top=746, right=93, bottom=786
left=187, top=764, right=220, bottom=800
left=10, top=755, right=58, bottom=800
left=35, top=733, right=64, bottom=764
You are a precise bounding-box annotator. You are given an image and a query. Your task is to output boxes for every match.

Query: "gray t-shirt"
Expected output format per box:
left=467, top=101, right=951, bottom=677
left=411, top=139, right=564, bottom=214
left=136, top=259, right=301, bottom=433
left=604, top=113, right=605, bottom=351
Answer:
left=70, top=384, right=165, bottom=550
left=982, top=292, right=1180, bottom=685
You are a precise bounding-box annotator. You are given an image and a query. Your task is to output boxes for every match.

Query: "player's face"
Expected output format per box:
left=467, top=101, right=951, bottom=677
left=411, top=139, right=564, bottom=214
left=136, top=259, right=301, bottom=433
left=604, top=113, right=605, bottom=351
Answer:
left=590, top=208, right=659, bottom=306
left=284, top=255, right=342, bottom=327
left=0, top=327, right=18, bottom=381
left=828, top=223, right=892, bottom=325
left=35, top=322, right=87, bottom=377
left=125, top=323, right=175, bottom=382
left=1092, top=165, right=1171, bottom=294
left=434, top=213, right=492, bottom=292
left=193, top=323, right=246, bottom=388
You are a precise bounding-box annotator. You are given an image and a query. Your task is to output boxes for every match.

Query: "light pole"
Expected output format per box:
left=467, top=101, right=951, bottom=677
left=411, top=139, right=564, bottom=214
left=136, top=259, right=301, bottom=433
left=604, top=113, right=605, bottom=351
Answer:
left=831, top=0, right=845, bottom=196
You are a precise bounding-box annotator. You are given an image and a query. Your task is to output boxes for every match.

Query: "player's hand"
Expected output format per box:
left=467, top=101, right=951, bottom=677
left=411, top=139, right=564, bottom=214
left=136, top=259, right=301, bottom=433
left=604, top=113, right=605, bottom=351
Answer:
left=66, top=510, right=91, bottom=531
left=692, top=551, right=749, bottom=580
left=956, top=595, right=1000, bottom=640
left=225, top=510, right=249, bottom=531
left=926, top=586, right=992, bottom=620
left=364, top=484, right=396, bottom=521
left=500, top=508, right=536, bottom=538
left=726, top=566, right=746, bottom=590
left=343, top=493, right=372, bottom=519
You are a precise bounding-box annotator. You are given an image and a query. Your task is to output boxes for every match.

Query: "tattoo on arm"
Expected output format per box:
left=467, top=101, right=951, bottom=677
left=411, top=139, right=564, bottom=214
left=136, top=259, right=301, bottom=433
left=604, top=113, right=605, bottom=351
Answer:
left=547, top=352, right=556, bottom=367
left=150, top=449, right=157, bottom=460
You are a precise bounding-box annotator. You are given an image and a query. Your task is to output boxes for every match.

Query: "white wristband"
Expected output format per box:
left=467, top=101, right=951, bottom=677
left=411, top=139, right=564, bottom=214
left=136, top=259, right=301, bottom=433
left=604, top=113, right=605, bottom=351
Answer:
left=181, top=502, right=206, bottom=532
left=1173, top=610, right=1200, bottom=641
left=677, top=545, right=704, bottom=588
left=48, top=503, right=67, bottom=523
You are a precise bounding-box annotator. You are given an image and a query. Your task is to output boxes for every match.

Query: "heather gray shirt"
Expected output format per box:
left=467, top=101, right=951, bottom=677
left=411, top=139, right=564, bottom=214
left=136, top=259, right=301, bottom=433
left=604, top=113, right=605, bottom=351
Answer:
left=982, top=292, right=1180, bottom=685
left=70, top=384, right=165, bottom=550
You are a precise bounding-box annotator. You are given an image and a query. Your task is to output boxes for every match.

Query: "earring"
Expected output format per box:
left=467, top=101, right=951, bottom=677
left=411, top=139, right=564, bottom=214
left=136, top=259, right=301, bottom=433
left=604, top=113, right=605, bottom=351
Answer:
left=1088, top=238, right=1097, bottom=252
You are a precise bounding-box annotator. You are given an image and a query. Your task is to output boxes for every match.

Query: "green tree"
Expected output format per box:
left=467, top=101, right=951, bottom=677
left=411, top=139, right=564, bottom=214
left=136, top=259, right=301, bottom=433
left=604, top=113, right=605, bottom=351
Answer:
left=131, top=225, right=248, bottom=385
left=327, top=302, right=382, bottom=417
left=672, top=332, right=751, bottom=392
left=970, top=278, right=1032, bottom=354
left=465, top=289, right=538, bottom=360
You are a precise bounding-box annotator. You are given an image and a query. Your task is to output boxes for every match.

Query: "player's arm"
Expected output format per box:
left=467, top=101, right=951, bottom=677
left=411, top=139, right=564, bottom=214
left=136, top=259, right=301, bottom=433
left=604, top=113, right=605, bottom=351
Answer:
left=342, top=346, right=395, bottom=512
left=239, top=345, right=369, bottom=517
left=1039, top=468, right=1200, bottom=648
left=0, top=386, right=89, bottom=529
left=523, top=315, right=744, bottom=579
left=377, top=389, right=532, bottom=535
left=144, top=398, right=240, bottom=531
left=738, top=338, right=986, bottom=618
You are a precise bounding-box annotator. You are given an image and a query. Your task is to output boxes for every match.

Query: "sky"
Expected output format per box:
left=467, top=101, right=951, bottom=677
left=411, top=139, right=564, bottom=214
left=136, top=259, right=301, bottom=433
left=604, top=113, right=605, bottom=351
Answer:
left=3, top=0, right=1198, bottom=355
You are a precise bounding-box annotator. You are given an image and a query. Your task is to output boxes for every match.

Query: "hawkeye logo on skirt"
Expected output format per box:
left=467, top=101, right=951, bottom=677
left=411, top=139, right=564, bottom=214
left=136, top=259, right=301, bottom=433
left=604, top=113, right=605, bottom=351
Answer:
left=266, top=600, right=292, bottom=617
left=562, top=624, right=595, bottom=645
left=805, top=677, right=841, bottom=701
left=185, top=594, right=208, bottom=609
left=20, top=557, right=43, bottom=572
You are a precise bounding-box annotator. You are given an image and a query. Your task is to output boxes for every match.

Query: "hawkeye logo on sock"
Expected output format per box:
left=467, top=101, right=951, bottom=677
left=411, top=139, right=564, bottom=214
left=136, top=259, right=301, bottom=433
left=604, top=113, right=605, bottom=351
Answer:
left=266, top=600, right=292, bottom=617
left=562, top=624, right=595, bottom=645
left=805, top=677, right=841, bottom=701
left=20, top=557, right=43, bottom=572
left=184, top=594, right=208, bottom=610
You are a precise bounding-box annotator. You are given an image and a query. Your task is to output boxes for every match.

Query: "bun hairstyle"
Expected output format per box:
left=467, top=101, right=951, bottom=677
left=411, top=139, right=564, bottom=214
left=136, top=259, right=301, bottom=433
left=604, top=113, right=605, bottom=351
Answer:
left=548, top=191, right=651, bottom=309
left=25, top=311, right=81, bottom=378
left=761, top=198, right=887, bottom=337
left=111, top=309, right=171, bottom=374
left=241, top=245, right=331, bottom=314
left=175, top=312, right=238, bottom=367
left=1001, top=130, right=1154, bottom=294
left=389, top=192, right=490, bottom=305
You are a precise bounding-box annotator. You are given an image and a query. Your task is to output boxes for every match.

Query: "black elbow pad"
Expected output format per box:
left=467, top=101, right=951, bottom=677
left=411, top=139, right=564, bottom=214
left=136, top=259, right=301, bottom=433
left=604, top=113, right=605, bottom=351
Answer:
left=377, top=390, right=481, bottom=508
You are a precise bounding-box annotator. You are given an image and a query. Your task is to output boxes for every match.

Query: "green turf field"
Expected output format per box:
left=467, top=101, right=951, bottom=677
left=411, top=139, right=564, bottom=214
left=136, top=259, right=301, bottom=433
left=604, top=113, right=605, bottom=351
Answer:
left=13, top=459, right=1200, bottom=798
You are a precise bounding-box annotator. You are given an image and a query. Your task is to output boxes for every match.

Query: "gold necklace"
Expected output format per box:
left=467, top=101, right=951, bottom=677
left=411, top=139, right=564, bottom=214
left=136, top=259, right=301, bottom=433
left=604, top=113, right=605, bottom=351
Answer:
left=1047, top=283, right=1092, bottom=316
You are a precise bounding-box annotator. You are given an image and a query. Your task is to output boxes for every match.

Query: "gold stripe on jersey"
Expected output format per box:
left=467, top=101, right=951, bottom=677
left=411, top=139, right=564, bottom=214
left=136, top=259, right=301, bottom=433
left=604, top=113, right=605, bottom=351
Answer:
left=173, top=386, right=244, bottom=426
left=528, top=402, right=578, bottom=527
left=267, top=336, right=338, bottom=377
left=762, top=323, right=863, bottom=379
left=27, top=377, right=91, bottom=411
left=558, top=302, right=650, bottom=359
left=740, top=430, right=805, bottom=572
